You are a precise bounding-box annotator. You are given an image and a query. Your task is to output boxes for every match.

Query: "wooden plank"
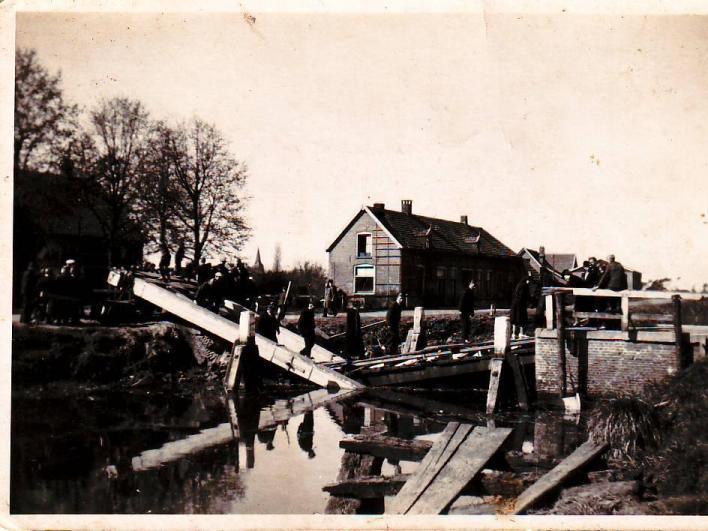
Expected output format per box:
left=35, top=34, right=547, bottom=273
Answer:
left=224, top=344, right=245, bottom=391
left=621, top=296, right=629, bottom=331
left=340, top=434, right=433, bottom=462
left=485, top=358, right=504, bottom=415
left=323, top=474, right=409, bottom=498
left=574, top=312, right=622, bottom=320
left=325, top=453, right=383, bottom=514
left=407, top=426, right=513, bottom=515
left=493, top=316, right=511, bottom=357
left=506, top=352, right=529, bottom=411
left=545, top=294, right=554, bottom=330
left=387, top=422, right=472, bottom=514
left=505, top=439, right=609, bottom=515
left=131, top=278, right=360, bottom=389
left=548, top=287, right=706, bottom=300
left=224, top=299, right=345, bottom=363
left=630, top=313, right=674, bottom=322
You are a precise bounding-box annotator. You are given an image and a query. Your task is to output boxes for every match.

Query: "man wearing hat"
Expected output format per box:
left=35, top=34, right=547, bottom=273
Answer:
left=593, top=254, right=627, bottom=315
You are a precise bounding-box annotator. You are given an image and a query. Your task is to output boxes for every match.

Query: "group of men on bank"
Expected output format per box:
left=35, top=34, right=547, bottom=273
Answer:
left=20, top=259, right=85, bottom=324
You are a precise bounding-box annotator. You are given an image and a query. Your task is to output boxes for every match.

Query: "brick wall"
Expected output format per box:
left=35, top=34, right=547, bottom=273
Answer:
left=535, top=329, right=682, bottom=397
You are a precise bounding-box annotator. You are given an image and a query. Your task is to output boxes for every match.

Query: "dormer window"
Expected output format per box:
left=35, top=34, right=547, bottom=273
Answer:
left=357, top=233, right=372, bottom=257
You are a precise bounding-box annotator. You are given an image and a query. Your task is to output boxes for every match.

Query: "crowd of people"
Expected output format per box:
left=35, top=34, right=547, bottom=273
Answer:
left=19, top=259, right=87, bottom=324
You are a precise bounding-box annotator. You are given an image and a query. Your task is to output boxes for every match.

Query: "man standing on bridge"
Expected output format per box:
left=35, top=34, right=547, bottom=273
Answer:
left=297, top=301, right=316, bottom=358
left=386, top=293, right=404, bottom=355
left=459, top=280, right=476, bottom=342
left=593, top=254, right=627, bottom=314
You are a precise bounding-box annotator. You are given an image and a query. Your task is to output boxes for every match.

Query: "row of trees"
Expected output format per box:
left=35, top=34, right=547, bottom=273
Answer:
left=15, top=47, right=250, bottom=266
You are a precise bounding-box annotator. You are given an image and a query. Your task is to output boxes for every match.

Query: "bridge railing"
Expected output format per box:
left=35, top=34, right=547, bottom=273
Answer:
left=542, top=287, right=705, bottom=332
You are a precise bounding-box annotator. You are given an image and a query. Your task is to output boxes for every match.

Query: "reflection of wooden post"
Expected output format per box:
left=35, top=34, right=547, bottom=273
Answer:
left=672, top=295, right=683, bottom=369
left=224, top=310, right=255, bottom=391
left=545, top=294, right=555, bottom=330
left=620, top=295, right=630, bottom=331
left=554, top=293, right=567, bottom=398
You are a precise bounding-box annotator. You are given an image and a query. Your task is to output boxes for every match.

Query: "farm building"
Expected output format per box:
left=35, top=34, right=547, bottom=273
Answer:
left=326, top=200, right=526, bottom=309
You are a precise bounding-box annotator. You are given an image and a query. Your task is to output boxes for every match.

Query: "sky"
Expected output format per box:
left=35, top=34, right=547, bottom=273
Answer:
left=14, top=9, right=708, bottom=289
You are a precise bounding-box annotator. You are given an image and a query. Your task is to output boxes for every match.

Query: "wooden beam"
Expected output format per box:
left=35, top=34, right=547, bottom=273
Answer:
left=506, top=352, right=529, bottom=411
left=325, top=452, right=383, bottom=514
left=554, top=292, right=567, bottom=398
left=620, top=295, right=630, bottom=331
left=673, top=295, right=684, bottom=369
left=406, top=427, right=513, bottom=515
left=545, top=294, right=554, bottom=330
left=131, top=278, right=361, bottom=389
left=548, top=287, right=706, bottom=300
left=485, top=358, right=504, bottom=415
left=339, top=434, right=433, bottom=462
left=323, top=474, right=409, bottom=498
left=505, top=439, right=608, bottom=515
left=387, top=422, right=471, bottom=514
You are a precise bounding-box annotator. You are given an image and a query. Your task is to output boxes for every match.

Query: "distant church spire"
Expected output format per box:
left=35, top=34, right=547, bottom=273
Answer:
left=253, top=247, right=265, bottom=274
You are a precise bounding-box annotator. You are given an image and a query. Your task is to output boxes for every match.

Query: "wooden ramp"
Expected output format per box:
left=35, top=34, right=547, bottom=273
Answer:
left=224, top=299, right=344, bottom=363
left=505, top=438, right=608, bottom=515
left=387, top=423, right=512, bottom=514
left=128, top=278, right=361, bottom=390
left=131, top=388, right=359, bottom=471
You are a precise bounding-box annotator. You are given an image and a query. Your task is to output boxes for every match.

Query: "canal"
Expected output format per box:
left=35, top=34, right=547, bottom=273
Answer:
left=11, top=386, right=588, bottom=514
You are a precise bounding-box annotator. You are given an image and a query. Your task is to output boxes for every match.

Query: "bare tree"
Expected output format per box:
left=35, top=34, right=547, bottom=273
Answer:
left=14, top=47, right=77, bottom=171
left=168, top=118, right=250, bottom=264
left=69, top=97, right=150, bottom=266
left=273, top=242, right=282, bottom=272
left=136, top=121, right=181, bottom=253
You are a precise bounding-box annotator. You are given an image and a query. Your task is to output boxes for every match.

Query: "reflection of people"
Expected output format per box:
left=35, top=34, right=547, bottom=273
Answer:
left=297, top=411, right=315, bottom=459
left=258, top=428, right=276, bottom=451
left=235, top=395, right=262, bottom=469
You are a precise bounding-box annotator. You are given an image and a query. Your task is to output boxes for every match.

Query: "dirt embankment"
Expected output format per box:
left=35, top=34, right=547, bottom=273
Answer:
left=11, top=322, right=228, bottom=392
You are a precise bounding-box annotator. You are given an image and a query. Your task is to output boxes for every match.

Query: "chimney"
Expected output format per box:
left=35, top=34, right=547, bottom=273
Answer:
left=401, top=199, right=413, bottom=215
left=372, top=202, right=385, bottom=210
left=460, top=215, right=468, bottom=225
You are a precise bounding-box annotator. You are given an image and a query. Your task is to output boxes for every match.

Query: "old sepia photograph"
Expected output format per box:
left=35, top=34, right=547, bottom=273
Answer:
left=3, top=1, right=707, bottom=528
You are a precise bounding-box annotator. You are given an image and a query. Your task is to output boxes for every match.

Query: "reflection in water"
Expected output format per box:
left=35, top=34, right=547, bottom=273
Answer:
left=11, top=386, right=588, bottom=514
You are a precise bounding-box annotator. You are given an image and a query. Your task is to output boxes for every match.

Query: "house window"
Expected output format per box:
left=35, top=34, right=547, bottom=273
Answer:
left=357, top=233, right=372, bottom=257
left=354, top=265, right=375, bottom=293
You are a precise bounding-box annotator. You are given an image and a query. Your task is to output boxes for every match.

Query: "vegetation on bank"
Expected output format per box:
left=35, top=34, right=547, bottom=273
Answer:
left=587, top=360, right=708, bottom=514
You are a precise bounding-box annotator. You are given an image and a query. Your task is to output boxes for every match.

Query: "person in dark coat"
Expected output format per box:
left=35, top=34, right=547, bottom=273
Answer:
left=510, top=276, right=531, bottom=338
left=159, top=244, right=171, bottom=280
left=256, top=304, right=280, bottom=342
left=344, top=302, right=364, bottom=361
left=386, top=293, right=404, bottom=355
left=277, top=285, right=289, bottom=322
left=297, top=302, right=316, bottom=358
left=34, top=268, right=54, bottom=323
left=458, top=280, right=476, bottom=342
left=593, top=254, right=627, bottom=314
left=174, top=242, right=185, bottom=275
left=194, top=274, right=221, bottom=311
left=196, top=258, right=212, bottom=284
left=20, top=262, right=38, bottom=323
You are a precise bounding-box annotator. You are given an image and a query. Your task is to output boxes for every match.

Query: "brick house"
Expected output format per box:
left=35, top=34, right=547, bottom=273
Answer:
left=326, top=200, right=525, bottom=309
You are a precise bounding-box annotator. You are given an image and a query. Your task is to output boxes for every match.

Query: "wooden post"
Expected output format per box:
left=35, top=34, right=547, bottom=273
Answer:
left=224, top=310, right=255, bottom=392
left=554, top=292, right=567, bottom=398
left=403, top=307, right=425, bottom=354
left=620, top=295, right=630, bottom=331
left=545, top=294, right=555, bottom=330
left=487, top=317, right=511, bottom=414
left=672, top=295, right=683, bottom=369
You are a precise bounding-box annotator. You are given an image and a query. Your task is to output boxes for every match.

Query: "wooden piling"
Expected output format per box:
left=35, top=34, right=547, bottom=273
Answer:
left=486, top=317, right=511, bottom=414
left=403, top=307, right=425, bottom=354
left=224, top=310, right=255, bottom=392
left=554, top=292, right=567, bottom=398
left=672, top=295, right=683, bottom=369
